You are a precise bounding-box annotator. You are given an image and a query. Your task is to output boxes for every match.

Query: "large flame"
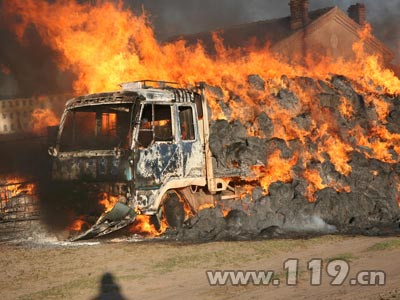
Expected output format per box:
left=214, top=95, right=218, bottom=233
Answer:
left=3, top=0, right=400, bottom=204
left=4, top=2, right=399, bottom=95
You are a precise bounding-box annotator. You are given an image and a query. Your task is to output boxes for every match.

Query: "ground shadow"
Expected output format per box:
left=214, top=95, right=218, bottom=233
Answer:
left=91, top=272, right=128, bottom=300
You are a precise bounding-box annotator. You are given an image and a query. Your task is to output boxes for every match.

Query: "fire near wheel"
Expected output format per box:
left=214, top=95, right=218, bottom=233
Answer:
left=151, top=190, right=186, bottom=231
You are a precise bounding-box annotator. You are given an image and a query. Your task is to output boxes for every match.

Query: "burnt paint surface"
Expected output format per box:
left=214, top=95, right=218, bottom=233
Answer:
left=134, top=142, right=181, bottom=189
left=52, top=155, right=131, bottom=182
left=133, top=102, right=204, bottom=190
left=181, top=140, right=204, bottom=178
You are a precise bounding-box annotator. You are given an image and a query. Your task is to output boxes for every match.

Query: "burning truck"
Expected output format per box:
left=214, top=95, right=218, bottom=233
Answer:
left=49, top=80, right=250, bottom=240
left=47, top=74, right=400, bottom=241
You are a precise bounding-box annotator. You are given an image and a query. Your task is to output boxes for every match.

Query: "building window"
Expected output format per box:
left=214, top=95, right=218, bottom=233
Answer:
left=2, top=113, right=6, bottom=119
left=11, top=124, right=14, bottom=131
left=23, top=100, right=26, bottom=106
left=9, top=113, right=13, bottom=120
left=3, top=125, right=7, bottom=132
left=29, top=99, right=33, bottom=106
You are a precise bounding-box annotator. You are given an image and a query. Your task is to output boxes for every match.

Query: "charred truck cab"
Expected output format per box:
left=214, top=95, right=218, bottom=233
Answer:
left=49, top=81, right=240, bottom=240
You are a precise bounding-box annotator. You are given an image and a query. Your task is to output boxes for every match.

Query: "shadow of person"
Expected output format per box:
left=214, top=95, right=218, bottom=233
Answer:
left=91, top=272, right=127, bottom=300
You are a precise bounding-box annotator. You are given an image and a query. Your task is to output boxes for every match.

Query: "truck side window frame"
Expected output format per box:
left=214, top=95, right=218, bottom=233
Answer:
left=136, top=103, right=174, bottom=148
left=178, top=105, right=196, bottom=141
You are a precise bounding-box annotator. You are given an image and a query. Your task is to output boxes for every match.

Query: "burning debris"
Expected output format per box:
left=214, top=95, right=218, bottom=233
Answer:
left=0, top=178, right=40, bottom=241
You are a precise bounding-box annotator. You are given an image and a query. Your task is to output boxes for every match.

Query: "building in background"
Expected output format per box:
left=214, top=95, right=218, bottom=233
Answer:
left=0, top=94, right=70, bottom=136
left=173, top=1, right=394, bottom=67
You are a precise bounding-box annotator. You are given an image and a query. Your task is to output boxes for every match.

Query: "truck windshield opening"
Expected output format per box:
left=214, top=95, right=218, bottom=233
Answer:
left=59, top=104, right=133, bottom=151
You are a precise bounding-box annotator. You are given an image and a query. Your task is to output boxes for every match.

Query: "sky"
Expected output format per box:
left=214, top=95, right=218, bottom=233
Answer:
left=0, top=0, right=399, bottom=97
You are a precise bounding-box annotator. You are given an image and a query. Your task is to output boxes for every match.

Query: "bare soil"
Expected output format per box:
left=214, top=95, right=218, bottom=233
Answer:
left=1, top=235, right=400, bottom=300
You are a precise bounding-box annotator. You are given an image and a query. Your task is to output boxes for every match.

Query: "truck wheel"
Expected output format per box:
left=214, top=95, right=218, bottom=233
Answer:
left=161, top=190, right=185, bottom=229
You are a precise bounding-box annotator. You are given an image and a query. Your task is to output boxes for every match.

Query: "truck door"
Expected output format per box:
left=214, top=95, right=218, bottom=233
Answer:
left=177, top=105, right=204, bottom=178
left=133, top=103, right=182, bottom=189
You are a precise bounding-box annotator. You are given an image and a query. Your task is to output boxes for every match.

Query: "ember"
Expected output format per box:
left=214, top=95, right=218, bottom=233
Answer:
left=68, top=218, right=88, bottom=232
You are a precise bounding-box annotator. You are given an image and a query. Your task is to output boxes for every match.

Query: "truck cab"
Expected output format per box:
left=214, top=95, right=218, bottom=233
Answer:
left=49, top=81, right=232, bottom=239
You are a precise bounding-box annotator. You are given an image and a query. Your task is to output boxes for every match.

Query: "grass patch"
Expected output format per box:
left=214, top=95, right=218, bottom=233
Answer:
left=18, top=272, right=147, bottom=300
left=18, top=274, right=146, bottom=300
left=117, top=273, right=147, bottom=281
left=152, top=252, right=229, bottom=273
left=18, top=276, right=98, bottom=300
left=367, top=239, right=400, bottom=252
left=325, top=252, right=357, bottom=263
left=151, top=236, right=345, bottom=273
left=248, top=235, right=346, bottom=260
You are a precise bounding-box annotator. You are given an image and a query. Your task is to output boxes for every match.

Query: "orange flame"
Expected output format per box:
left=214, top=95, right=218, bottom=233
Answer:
left=321, top=135, right=353, bottom=176
left=4, top=2, right=399, bottom=97
left=129, top=215, right=167, bottom=236
left=303, top=169, right=327, bottom=202
left=302, top=170, right=351, bottom=202
left=68, top=217, right=88, bottom=232
left=31, top=108, right=59, bottom=135
left=222, top=208, right=231, bottom=217
left=339, top=97, right=354, bottom=120
left=252, top=150, right=298, bottom=193
left=0, top=177, right=35, bottom=200
left=98, top=192, right=119, bottom=213
left=198, top=203, right=215, bottom=211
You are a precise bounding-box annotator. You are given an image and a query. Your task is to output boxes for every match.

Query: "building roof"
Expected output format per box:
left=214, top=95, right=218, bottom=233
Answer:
left=169, top=7, right=335, bottom=51
left=168, top=6, right=393, bottom=62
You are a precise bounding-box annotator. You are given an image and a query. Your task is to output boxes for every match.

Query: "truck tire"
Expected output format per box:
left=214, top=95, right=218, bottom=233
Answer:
left=161, top=190, right=185, bottom=229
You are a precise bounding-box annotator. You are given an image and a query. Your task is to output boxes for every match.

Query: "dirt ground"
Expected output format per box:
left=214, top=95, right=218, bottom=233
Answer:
left=1, top=234, right=400, bottom=300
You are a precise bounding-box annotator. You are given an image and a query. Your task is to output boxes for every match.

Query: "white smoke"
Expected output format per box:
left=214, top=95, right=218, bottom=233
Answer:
left=283, top=215, right=337, bottom=233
